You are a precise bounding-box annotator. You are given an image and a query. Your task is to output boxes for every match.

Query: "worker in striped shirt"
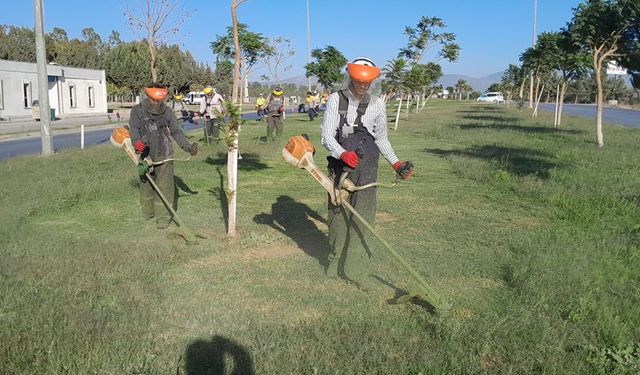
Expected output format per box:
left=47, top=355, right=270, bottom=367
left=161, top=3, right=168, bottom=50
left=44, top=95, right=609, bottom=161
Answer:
left=321, top=57, right=414, bottom=291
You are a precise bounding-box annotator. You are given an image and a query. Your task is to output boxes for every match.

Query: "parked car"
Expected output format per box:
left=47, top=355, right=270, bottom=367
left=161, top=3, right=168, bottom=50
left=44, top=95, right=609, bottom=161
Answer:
left=476, top=92, right=504, bottom=103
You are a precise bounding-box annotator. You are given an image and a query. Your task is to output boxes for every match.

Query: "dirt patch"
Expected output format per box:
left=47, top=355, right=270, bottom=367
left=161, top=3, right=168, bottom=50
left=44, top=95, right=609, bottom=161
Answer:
left=376, top=211, right=397, bottom=223
left=189, top=244, right=303, bottom=269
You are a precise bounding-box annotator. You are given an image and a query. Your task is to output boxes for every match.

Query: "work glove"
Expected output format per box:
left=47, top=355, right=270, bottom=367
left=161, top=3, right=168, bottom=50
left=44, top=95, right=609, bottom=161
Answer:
left=137, top=162, right=149, bottom=176
left=340, top=151, right=360, bottom=169
left=188, top=142, right=198, bottom=156
left=134, top=140, right=146, bottom=154
left=392, top=161, right=414, bottom=180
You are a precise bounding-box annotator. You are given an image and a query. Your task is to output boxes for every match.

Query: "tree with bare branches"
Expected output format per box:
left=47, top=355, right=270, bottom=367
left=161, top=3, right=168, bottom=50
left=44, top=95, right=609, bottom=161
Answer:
left=261, top=36, right=295, bottom=85
left=125, top=0, right=189, bottom=83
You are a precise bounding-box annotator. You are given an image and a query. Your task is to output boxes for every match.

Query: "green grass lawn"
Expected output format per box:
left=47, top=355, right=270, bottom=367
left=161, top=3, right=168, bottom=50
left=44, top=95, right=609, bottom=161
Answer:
left=1, top=100, right=639, bottom=374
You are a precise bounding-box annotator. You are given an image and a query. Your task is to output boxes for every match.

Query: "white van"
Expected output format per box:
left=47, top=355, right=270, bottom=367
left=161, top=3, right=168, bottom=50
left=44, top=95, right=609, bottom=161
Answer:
left=184, top=91, right=205, bottom=105
left=476, top=92, right=505, bottom=103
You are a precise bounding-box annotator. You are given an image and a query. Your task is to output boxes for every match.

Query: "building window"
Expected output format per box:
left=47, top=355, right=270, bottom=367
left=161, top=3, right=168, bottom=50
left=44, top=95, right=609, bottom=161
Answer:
left=69, top=85, right=76, bottom=108
left=22, top=81, right=32, bottom=108
left=88, top=86, right=95, bottom=108
left=0, top=80, right=4, bottom=110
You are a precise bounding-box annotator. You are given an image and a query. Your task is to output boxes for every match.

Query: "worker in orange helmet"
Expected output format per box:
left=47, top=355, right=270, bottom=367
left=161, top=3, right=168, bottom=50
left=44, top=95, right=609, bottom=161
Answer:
left=129, top=83, right=198, bottom=229
left=321, top=58, right=414, bottom=291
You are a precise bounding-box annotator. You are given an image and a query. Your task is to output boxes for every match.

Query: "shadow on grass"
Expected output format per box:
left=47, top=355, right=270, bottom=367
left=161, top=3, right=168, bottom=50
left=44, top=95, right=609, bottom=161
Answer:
left=426, top=145, right=558, bottom=179
left=205, top=152, right=270, bottom=171
left=207, top=167, right=228, bottom=232
left=184, top=335, right=255, bottom=375
left=253, top=195, right=329, bottom=268
left=457, top=123, right=586, bottom=135
left=175, top=175, right=198, bottom=195
left=371, top=275, right=436, bottom=314
left=459, top=114, right=520, bottom=123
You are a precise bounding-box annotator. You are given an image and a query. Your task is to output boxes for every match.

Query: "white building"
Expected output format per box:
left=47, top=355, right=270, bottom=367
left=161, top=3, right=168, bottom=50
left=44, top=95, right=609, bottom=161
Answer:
left=0, top=59, right=107, bottom=120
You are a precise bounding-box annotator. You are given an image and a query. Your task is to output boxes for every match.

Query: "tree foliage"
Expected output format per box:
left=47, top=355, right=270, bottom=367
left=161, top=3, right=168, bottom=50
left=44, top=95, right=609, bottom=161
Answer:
left=398, top=16, right=460, bottom=64
left=568, top=0, right=640, bottom=146
left=305, top=45, right=347, bottom=90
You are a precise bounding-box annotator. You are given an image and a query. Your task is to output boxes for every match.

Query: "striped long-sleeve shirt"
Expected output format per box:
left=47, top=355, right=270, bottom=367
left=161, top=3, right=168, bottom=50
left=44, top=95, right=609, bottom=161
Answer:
left=321, top=89, right=399, bottom=165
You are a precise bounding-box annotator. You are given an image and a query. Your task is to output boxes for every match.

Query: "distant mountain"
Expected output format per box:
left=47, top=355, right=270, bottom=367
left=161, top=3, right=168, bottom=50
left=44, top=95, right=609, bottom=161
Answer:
left=261, top=75, right=318, bottom=87
left=438, top=71, right=505, bottom=92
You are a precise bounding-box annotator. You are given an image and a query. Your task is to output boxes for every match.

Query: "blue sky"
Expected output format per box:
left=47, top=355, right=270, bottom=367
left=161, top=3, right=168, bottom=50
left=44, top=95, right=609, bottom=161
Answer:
left=1, top=0, right=583, bottom=79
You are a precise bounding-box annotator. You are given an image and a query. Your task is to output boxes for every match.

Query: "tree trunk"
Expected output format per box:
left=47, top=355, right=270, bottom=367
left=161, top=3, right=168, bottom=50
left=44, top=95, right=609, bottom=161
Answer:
left=519, top=76, right=526, bottom=99
left=228, top=0, right=242, bottom=237
left=594, top=57, right=604, bottom=148
left=532, top=83, right=545, bottom=118
left=149, top=39, right=158, bottom=83
left=231, top=1, right=242, bottom=104
left=405, top=95, right=411, bottom=119
left=394, top=94, right=403, bottom=131
left=546, top=89, right=551, bottom=104
left=528, top=71, right=534, bottom=108
left=558, top=82, right=567, bottom=127
left=554, top=84, right=560, bottom=128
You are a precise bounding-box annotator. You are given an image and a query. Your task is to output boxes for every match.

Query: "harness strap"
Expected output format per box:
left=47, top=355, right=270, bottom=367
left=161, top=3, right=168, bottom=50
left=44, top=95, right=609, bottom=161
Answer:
left=337, top=89, right=371, bottom=139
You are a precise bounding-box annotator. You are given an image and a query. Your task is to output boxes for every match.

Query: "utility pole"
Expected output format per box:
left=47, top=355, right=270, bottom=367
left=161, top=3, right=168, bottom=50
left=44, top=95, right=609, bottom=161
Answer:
left=306, top=0, right=311, bottom=91
left=34, top=0, right=53, bottom=155
left=528, top=0, right=537, bottom=109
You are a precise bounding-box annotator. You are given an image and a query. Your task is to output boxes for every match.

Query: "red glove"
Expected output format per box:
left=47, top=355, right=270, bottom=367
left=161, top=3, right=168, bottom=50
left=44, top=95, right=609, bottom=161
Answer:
left=340, top=151, right=360, bottom=169
left=392, top=161, right=414, bottom=180
left=134, top=140, right=146, bottom=154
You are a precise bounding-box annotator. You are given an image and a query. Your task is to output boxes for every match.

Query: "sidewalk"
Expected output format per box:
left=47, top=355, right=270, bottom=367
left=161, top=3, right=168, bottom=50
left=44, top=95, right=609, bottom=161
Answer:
left=0, top=112, right=130, bottom=138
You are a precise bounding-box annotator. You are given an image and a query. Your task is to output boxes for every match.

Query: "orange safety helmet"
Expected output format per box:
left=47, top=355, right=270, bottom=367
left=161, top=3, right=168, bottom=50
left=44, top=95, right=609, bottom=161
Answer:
left=144, top=85, right=168, bottom=101
left=346, top=57, right=381, bottom=83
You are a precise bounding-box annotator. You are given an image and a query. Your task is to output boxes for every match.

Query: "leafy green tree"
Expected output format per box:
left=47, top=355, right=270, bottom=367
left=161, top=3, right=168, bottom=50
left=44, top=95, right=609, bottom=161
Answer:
left=569, top=0, right=640, bottom=147
left=211, top=22, right=271, bottom=103
left=0, top=25, right=36, bottom=62
left=398, top=16, right=460, bottom=64
left=381, top=58, right=408, bottom=100
left=500, top=64, right=525, bottom=104
left=398, top=16, right=459, bottom=104
left=305, top=45, right=347, bottom=91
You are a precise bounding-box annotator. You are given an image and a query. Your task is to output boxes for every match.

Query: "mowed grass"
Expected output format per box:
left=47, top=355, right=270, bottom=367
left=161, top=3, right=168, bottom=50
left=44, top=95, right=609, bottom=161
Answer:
left=1, top=100, right=639, bottom=373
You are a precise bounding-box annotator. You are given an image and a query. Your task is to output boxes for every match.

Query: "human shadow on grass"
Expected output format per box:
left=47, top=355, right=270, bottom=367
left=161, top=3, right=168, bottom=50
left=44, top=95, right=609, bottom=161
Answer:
left=208, top=167, right=228, bottom=231
left=457, top=123, right=585, bottom=135
left=253, top=195, right=330, bottom=269
left=184, top=335, right=255, bottom=375
left=205, top=152, right=270, bottom=171
left=426, top=145, right=558, bottom=179
left=175, top=175, right=198, bottom=196
left=371, top=275, right=436, bottom=314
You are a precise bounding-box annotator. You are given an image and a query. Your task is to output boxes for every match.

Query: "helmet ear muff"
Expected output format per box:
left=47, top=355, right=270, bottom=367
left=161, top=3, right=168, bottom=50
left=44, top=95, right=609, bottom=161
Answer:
left=144, top=87, right=168, bottom=101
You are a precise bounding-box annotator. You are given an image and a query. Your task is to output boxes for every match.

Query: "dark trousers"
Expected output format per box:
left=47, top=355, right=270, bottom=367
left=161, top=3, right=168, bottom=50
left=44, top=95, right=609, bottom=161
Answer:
left=204, top=117, right=220, bottom=141
left=326, top=132, right=380, bottom=286
left=266, top=115, right=283, bottom=140
left=139, top=161, right=176, bottom=226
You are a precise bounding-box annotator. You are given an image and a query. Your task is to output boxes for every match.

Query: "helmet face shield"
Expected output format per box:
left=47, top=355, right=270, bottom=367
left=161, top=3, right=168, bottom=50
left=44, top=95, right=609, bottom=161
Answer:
left=144, top=87, right=168, bottom=101
left=347, top=64, right=381, bottom=83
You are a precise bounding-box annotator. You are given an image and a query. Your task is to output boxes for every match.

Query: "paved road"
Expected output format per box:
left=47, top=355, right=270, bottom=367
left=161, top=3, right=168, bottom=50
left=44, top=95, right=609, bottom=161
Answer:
left=538, top=103, right=639, bottom=128
left=0, top=112, right=269, bottom=161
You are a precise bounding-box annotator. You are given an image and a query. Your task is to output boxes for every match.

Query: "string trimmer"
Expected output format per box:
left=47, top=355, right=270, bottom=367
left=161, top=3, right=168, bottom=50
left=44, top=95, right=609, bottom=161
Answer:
left=282, top=134, right=444, bottom=311
left=110, top=127, right=205, bottom=243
